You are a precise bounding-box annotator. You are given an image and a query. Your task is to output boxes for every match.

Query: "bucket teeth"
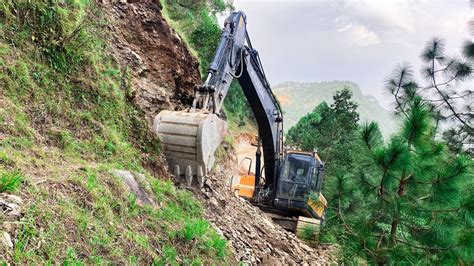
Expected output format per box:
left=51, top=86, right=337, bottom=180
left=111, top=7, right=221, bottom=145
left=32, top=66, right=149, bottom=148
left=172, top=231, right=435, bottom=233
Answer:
left=196, top=166, right=205, bottom=188
left=153, top=110, right=228, bottom=181
left=173, top=165, right=180, bottom=178
left=185, top=165, right=193, bottom=186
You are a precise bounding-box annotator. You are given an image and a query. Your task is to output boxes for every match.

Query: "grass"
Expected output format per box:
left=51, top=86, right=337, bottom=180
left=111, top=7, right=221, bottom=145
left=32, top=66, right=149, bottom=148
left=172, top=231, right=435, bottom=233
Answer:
left=226, top=110, right=258, bottom=136
left=0, top=170, right=23, bottom=192
left=0, top=1, right=230, bottom=264
left=180, top=218, right=209, bottom=241
left=4, top=163, right=229, bottom=264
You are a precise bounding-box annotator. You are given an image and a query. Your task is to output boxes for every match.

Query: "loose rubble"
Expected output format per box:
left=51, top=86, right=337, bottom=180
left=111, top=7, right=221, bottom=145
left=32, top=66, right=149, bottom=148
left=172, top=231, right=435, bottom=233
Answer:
left=179, top=152, right=333, bottom=265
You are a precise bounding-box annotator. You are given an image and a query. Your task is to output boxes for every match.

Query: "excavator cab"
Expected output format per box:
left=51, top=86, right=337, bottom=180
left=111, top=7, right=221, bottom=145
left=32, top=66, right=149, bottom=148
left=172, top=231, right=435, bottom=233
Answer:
left=274, top=151, right=326, bottom=220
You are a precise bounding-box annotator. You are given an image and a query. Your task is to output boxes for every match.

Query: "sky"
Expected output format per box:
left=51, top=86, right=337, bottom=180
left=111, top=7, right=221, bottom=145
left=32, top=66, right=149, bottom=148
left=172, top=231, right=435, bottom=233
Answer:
left=218, top=0, right=472, bottom=107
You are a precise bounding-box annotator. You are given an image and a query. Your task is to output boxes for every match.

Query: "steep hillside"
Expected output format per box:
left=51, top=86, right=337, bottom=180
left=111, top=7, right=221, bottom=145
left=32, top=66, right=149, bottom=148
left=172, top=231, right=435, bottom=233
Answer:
left=1, top=1, right=332, bottom=264
left=0, top=1, right=226, bottom=264
left=273, top=81, right=397, bottom=138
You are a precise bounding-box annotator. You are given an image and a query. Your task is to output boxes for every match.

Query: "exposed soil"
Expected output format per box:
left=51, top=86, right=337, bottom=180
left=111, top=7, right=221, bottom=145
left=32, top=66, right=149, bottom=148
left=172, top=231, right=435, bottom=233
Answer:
left=235, top=133, right=257, bottom=175
left=101, top=0, right=200, bottom=123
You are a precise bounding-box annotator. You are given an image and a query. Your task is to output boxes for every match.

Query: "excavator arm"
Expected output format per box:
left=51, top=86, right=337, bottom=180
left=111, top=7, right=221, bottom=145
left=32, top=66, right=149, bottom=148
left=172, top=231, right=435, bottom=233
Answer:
left=154, top=11, right=327, bottom=231
left=238, top=44, right=283, bottom=191
left=191, top=12, right=246, bottom=114
left=154, top=11, right=283, bottom=192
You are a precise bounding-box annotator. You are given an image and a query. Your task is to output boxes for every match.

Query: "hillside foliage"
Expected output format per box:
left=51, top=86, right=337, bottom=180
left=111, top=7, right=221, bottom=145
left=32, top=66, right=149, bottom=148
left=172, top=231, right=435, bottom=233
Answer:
left=286, top=88, right=360, bottom=176
left=273, top=81, right=397, bottom=138
left=0, top=1, right=228, bottom=264
left=287, top=47, right=473, bottom=266
left=288, top=90, right=473, bottom=264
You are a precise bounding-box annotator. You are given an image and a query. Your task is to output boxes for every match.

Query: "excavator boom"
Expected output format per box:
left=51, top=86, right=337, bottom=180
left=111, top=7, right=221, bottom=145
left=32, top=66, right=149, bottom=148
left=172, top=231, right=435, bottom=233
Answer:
left=154, top=11, right=283, bottom=189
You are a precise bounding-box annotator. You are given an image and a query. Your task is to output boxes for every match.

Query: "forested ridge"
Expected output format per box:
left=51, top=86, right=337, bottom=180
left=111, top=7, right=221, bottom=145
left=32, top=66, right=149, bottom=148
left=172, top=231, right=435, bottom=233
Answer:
left=273, top=81, right=397, bottom=138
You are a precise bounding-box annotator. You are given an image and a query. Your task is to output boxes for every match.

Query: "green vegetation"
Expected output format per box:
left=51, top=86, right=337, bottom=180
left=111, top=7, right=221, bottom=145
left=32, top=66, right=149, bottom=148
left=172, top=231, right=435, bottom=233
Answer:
left=8, top=167, right=226, bottom=264
left=273, top=81, right=397, bottom=138
left=224, top=81, right=255, bottom=130
left=0, top=1, right=160, bottom=167
left=160, top=0, right=230, bottom=75
left=288, top=56, right=473, bottom=265
left=299, top=224, right=319, bottom=244
left=289, top=89, right=473, bottom=264
left=287, top=88, right=360, bottom=176
left=0, top=1, right=228, bottom=264
left=0, top=170, right=23, bottom=193
left=388, top=38, right=473, bottom=156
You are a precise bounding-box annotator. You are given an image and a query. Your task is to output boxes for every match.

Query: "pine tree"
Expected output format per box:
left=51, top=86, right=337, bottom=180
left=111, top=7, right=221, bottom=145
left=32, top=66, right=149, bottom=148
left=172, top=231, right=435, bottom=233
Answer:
left=387, top=38, right=473, bottom=156
left=286, top=87, right=360, bottom=175
left=330, top=96, right=473, bottom=264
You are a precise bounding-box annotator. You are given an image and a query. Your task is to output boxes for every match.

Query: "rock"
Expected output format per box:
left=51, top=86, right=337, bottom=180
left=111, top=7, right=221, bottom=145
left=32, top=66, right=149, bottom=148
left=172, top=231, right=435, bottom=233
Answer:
left=111, top=170, right=155, bottom=206
left=242, top=225, right=251, bottom=233
left=261, top=254, right=282, bottom=266
left=135, top=173, right=152, bottom=191
left=2, top=222, right=12, bottom=231
left=5, top=194, right=22, bottom=205
left=0, top=198, right=21, bottom=217
left=103, top=0, right=200, bottom=122
left=190, top=154, right=333, bottom=265
left=301, top=243, right=313, bottom=252
left=1, top=231, right=13, bottom=249
left=204, top=178, right=213, bottom=188
left=209, top=197, right=220, bottom=210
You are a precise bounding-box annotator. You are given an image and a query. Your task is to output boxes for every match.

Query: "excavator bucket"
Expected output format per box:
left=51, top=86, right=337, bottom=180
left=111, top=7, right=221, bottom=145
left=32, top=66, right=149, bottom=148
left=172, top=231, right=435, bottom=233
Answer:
left=153, top=110, right=227, bottom=179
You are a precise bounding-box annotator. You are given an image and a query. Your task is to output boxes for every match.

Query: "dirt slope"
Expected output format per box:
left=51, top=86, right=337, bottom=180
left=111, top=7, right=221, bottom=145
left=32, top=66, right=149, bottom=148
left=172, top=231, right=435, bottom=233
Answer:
left=101, top=1, right=331, bottom=264
left=102, top=0, right=200, bottom=123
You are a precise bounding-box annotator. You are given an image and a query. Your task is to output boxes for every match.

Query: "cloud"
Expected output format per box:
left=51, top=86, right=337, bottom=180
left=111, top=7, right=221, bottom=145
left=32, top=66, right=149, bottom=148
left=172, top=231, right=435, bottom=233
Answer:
left=347, top=24, right=381, bottom=47
left=335, top=17, right=380, bottom=47
left=334, top=15, right=380, bottom=46
left=344, top=0, right=416, bottom=32
left=337, top=23, right=353, bottom=32
left=230, top=0, right=471, bottom=105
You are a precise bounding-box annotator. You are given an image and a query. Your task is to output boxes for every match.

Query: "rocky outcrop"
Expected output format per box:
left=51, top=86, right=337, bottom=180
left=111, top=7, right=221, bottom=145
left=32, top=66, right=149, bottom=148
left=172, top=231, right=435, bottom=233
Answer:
left=111, top=169, right=156, bottom=206
left=102, top=0, right=201, bottom=123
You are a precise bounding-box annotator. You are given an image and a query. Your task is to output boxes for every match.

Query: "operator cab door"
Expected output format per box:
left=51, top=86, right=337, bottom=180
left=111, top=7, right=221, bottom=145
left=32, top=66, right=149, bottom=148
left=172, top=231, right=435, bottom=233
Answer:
left=310, top=158, right=324, bottom=194
left=276, top=153, right=315, bottom=202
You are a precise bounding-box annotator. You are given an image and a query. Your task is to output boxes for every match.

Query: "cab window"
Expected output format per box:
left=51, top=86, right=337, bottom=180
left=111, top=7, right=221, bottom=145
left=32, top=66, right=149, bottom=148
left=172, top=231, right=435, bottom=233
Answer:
left=280, top=154, right=311, bottom=184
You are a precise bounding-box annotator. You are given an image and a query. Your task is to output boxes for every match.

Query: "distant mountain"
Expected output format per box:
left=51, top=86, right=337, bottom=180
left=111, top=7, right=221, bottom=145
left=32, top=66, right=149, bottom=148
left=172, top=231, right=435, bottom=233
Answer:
left=272, top=81, right=397, bottom=138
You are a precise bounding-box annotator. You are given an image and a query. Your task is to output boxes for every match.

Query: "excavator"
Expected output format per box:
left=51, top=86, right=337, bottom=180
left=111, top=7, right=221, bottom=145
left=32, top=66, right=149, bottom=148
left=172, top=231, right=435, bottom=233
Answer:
left=153, top=11, right=327, bottom=233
